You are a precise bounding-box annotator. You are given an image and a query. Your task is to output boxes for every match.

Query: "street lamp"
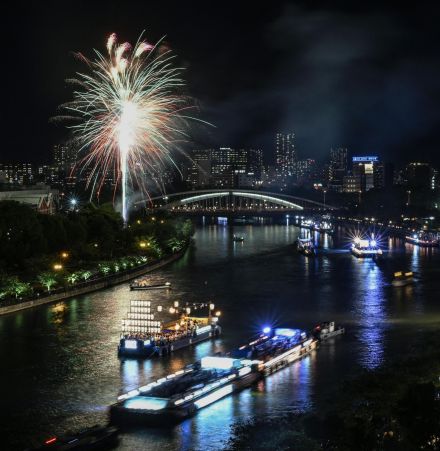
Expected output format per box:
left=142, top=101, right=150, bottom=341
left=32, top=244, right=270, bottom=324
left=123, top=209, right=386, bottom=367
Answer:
left=61, top=252, right=69, bottom=259
left=323, top=189, right=327, bottom=208
left=53, top=263, right=63, bottom=271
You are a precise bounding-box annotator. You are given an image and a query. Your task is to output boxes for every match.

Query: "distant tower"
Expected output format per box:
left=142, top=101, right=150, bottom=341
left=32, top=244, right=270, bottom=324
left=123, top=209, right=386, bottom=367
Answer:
left=328, top=147, right=348, bottom=192
left=275, top=133, right=296, bottom=178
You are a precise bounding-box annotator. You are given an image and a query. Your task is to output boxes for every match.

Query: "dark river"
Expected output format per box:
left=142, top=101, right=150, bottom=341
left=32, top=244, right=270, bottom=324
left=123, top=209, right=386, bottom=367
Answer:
left=2, top=221, right=440, bottom=450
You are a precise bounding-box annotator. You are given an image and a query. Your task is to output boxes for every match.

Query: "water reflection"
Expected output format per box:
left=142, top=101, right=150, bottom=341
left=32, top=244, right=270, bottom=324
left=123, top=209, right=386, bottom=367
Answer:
left=353, top=260, right=387, bottom=369
left=1, top=224, right=440, bottom=450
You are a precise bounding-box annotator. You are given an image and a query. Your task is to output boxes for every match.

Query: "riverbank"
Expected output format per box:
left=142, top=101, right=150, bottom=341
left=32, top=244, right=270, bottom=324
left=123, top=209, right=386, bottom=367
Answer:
left=0, top=244, right=189, bottom=316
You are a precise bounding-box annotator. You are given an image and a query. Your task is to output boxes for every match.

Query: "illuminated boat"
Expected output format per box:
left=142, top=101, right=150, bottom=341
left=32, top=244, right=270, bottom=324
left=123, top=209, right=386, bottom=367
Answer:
left=392, top=271, right=414, bottom=287
left=313, top=321, right=345, bottom=340
left=315, top=220, right=334, bottom=234
left=231, top=327, right=318, bottom=376
left=130, top=280, right=171, bottom=290
left=111, top=327, right=319, bottom=425
left=110, top=356, right=262, bottom=425
left=351, top=236, right=383, bottom=258
left=232, top=235, right=245, bottom=242
left=405, top=232, right=439, bottom=247
left=297, top=238, right=316, bottom=256
left=118, top=300, right=221, bottom=358
left=300, top=219, right=314, bottom=229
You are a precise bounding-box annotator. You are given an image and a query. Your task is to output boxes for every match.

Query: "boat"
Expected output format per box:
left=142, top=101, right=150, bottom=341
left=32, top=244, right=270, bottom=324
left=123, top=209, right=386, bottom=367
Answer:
left=405, top=231, right=439, bottom=247
left=351, top=236, right=383, bottom=258
left=300, top=219, right=314, bottom=229
left=110, top=327, right=318, bottom=425
left=28, top=425, right=119, bottom=450
left=118, top=300, right=221, bottom=358
left=110, top=356, right=262, bottom=425
left=130, top=280, right=171, bottom=290
left=297, top=238, right=316, bottom=256
left=313, top=321, right=345, bottom=340
left=232, top=235, right=244, bottom=242
left=230, top=327, right=318, bottom=376
left=392, top=271, right=414, bottom=287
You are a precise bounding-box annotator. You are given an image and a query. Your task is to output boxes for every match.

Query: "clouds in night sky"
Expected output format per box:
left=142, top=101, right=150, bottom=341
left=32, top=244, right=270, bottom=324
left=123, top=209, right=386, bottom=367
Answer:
left=1, top=1, right=440, bottom=165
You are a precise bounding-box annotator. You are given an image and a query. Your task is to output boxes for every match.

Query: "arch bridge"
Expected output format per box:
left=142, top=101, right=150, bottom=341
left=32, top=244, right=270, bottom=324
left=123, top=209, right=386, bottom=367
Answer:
left=135, top=189, right=336, bottom=215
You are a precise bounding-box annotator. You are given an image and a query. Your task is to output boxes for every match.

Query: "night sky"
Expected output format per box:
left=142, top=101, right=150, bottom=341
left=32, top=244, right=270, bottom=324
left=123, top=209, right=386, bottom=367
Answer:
left=2, top=1, right=440, bottom=165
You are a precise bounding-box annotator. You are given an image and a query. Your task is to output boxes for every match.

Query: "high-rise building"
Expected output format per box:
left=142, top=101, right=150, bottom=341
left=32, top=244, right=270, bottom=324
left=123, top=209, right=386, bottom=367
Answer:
left=328, top=147, right=348, bottom=192
left=405, top=162, right=433, bottom=190
left=0, top=163, right=34, bottom=185
left=186, top=149, right=213, bottom=188
left=275, top=133, right=296, bottom=178
left=53, top=144, right=78, bottom=169
left=295, top=159, right=316, bottom=185
left=352, top=156, right=383, bottom=192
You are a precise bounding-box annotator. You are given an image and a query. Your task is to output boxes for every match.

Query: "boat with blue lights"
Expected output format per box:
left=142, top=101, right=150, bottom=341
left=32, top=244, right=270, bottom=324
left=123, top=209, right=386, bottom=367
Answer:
left=405, top=231, right=439, bottom=247
left=110, top=327, right=319, bottom=425
left=110, top=356, right=262, bottom=425
left=118, top=300, right=221, bottom=358
left=297, top=238, right=316, bottom=256
left=351, top=236, right=382, bottom=258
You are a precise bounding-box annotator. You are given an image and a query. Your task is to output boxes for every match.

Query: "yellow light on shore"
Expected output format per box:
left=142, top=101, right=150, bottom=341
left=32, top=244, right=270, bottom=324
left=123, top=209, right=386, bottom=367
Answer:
left=169, top=307, right=176, bottom=314
left=215, top=311, right=222, bottom=317
left=53, top=263, right=63, bottom=271
left=61, top=252, right=69, bottom=259
left=139, top=242, right=147, bottom=248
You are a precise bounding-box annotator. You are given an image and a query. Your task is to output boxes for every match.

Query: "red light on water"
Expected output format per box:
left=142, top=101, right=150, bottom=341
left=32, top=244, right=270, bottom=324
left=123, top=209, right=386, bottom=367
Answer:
left=44, top=437, right=57, bottom=445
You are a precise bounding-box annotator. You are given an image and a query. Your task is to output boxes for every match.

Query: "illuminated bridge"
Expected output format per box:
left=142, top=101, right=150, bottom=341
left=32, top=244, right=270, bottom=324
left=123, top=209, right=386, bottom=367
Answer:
left=135, top=189, right=336, bottom=216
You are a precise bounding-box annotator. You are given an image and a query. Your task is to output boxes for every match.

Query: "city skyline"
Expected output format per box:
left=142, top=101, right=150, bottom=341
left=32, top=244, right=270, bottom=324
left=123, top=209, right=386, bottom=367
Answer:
left=2, top=2, right=440, bottom=165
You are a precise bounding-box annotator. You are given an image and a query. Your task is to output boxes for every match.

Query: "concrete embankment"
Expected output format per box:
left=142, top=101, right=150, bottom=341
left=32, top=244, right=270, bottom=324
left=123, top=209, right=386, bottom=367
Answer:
left=0, top=247, right=188, bottom=316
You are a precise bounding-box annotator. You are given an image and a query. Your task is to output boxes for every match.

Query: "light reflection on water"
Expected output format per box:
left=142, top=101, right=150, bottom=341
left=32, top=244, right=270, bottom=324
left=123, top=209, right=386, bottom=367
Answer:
left=0, top=223, right=439, bottom=450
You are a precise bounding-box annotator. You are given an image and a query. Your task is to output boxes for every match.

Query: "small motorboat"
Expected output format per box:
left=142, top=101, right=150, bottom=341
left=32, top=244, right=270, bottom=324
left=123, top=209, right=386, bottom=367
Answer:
left=28, top=425, right=119, bottom=450
left=392, top=271, right=414, bottom=287
left=297, top=238, right=316, bottom=256
left=233, top=235, right=244, bottom=242
left=130, top=280, right=171, bottom=290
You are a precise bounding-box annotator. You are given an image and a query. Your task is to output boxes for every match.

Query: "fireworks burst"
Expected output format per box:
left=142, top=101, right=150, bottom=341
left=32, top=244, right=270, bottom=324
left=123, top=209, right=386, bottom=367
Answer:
left=58, top=32, right=201, bottom=224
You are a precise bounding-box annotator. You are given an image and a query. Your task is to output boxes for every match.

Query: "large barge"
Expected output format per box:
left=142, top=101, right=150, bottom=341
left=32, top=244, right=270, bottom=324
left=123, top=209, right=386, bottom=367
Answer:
left=118, top=300, right=221, bottom=358
left=110, top=327, right=319, bottom=425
